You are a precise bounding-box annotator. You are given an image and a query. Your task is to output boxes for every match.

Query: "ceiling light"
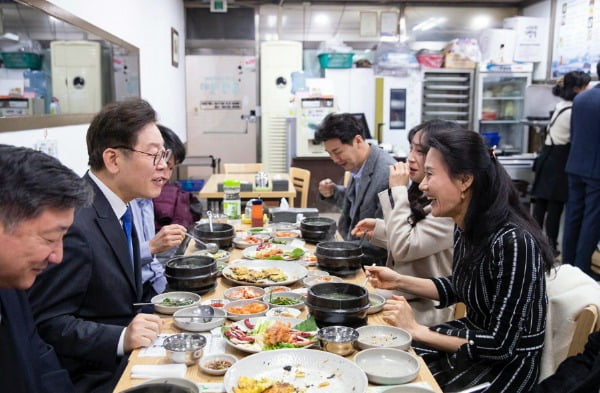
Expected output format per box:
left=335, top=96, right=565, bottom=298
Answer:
left=314, top=13, right=329, bottom=26
left=471, top=15, right=491, bottom=30
left=412, top=17, right=446, bottom=32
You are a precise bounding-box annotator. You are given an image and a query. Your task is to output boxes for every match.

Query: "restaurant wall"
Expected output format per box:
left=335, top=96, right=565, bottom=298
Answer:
left=0, top=0, right=186, bottom=175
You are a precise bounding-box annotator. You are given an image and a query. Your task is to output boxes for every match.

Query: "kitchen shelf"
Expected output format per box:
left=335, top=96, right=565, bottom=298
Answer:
left=424, top=102, right=469, bottom=108
left=425, top=93, right=469, bottom=99
left=425, top=111, right=469, bottom=116
left=424, top=76, right=469, bottom=82
left=425, top=85, right=470, bottom=91
left=482, top=96, right=524, bottom=100
left=422, top=69, right=475, bottom=129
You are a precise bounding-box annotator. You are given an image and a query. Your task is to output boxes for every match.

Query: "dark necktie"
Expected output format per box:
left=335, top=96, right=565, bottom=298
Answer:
left=122, top=205, right=134, bottom=266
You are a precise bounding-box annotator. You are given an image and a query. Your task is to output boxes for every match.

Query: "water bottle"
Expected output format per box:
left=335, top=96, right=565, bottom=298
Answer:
left=222, top=179, right=241, bottom=219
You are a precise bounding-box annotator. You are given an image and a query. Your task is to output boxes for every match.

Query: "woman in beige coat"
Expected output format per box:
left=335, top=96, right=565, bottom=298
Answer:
left=352, top=120, right=460, bottom=325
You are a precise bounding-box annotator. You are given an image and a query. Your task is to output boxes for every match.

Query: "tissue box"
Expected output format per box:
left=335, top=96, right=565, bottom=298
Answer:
left=217, top=181, right=253, bottom=192
left=269, top=208, right=319, bottom=223
left=272, top=179, right=289, bottom=191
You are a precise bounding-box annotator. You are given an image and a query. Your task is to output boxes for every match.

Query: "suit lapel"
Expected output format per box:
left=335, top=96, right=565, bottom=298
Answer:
left=350, top=148, right=377, bottom=223
left=85, top=175, right=139, bottom=296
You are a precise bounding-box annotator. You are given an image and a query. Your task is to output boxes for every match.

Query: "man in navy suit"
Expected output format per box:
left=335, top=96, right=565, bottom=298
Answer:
left=562, top=62, right=600, bottom=279
left=28, top=99, right=169, bottom=392
left=0, top=145, right=92, bottom=393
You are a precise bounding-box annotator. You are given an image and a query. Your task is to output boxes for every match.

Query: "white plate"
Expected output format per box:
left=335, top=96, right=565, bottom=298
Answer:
left=242, top=244, right=306, bottom=261
left=355, top=325, right=412, bottom=350
left=223, top=348, right=368, bottom=393
left=381, top=386, right=436, bottom=393
left=232, top=235, right=270, bottom=249
left=221, top=316, right=314, bottom=353
left=266, top=307, right=302, bottom=318
left=223, top=260, right=308, bottom=287
left=354, top=348, right=420, bottom=385
left=223, top=299, right=269, bottom=321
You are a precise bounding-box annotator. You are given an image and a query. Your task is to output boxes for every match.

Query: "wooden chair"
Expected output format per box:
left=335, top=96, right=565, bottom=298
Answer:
left=290, top=167, right=310, bottom=208
left=223, top=163, right=264, bottom=174
left=454, top=302, right=467, bottom=319
left=567, top=304, right=599, bottom=357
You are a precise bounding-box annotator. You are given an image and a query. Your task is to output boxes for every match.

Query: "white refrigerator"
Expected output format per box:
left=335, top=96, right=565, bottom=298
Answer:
left=474, top=69, right=532, bottom=155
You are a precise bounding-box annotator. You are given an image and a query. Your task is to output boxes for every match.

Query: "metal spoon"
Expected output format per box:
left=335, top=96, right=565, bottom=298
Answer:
left=207, top=210, right=214, bottom=232
left=185, top=232, right=219, bottom=254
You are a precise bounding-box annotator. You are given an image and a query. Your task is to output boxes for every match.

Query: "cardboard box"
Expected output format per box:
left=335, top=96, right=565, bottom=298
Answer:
left=444, top=53, right=475, bottom=69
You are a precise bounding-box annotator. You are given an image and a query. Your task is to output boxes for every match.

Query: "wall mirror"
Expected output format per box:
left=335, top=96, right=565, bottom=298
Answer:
left=0, top=0, right=140, bottom=132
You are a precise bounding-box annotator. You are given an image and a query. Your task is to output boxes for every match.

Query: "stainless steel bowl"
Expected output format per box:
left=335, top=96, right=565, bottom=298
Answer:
left=317, top=325, right=359, bottom=356
left=163, top=333, right=207, bottom=366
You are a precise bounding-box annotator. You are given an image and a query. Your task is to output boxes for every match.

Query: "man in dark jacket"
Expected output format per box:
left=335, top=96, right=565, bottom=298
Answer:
left=0, top=145, right=92, bottom=393
left=562, top=62, right=600, bottom=279
left=315, top=113, right=396, bottom=265
left=535, top=331, right=600, bottom=393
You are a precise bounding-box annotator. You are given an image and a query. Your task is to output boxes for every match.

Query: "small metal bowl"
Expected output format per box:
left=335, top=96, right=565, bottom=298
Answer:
left=317, top=325, right=359, bottom=356
left=163, top=333, right=207, bottom=366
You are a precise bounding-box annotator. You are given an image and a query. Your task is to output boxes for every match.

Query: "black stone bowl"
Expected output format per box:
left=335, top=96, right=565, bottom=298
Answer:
left=165, top=255, right=218, bottom=293
left=191, top=223, right=234, bottom=249
left=315, top=241, right=363, bottom=275
left=300, top=217, right=336, bottom=243
left=306, top=282, right=370, bottom=328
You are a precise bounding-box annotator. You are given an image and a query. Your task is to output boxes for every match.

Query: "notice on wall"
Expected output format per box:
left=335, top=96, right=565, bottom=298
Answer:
left=552, top=0, right=600, bottom=77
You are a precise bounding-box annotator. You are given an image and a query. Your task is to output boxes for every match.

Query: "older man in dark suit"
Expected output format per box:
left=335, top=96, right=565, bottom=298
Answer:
left=316, top=113, right=396, bottom=265
left=28, top=99, right=172, bottom=392
left=562, top=63, right=600, bottom=279
left=0, top=145, right=92, bottom=393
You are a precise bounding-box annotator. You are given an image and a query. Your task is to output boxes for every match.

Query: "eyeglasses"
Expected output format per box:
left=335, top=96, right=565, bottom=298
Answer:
left=113, top=146, right=172, bottom=166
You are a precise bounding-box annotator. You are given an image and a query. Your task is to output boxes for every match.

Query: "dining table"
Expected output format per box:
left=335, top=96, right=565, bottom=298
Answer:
left=199, top=173, right=297, bottom=212
left=112, top=221, right=443, bottom=393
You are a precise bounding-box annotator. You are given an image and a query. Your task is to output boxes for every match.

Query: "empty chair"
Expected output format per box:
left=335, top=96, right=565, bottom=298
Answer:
left=289, top=167, right=310, bottom=208
left=223, top=163, right=264, bottom=174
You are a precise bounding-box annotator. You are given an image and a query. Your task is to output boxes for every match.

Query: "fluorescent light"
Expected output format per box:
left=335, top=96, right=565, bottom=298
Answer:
left=412, top=17, right=446, bottom=32
left=471, top=15, right=491, bottom=30
left=314, top=13, right=329, bottom=26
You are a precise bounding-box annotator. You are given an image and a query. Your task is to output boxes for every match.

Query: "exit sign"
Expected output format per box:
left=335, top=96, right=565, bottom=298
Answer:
left=210, top=0, right=227, bottom=13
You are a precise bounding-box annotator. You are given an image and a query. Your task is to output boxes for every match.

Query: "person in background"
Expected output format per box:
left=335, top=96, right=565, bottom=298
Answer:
left=132, top=125, right=187, bottom=301
left=562, top=62, right=600, bottom=279
left=315, top=113, right=396, bottom=265
left=531, top=71, right=590, bottom=257
left=0, top=145, right=92, bottom=393
left=535, top=331, right=600, bottom=392
left=366, top=129, right=554, bottom=392
left=28, top=99, right=166, bottom=393
left=351, top=120, right=460, bottom=326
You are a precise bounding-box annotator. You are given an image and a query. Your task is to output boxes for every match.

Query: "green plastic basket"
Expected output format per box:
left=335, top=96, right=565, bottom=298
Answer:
left=0, top=52, right=42, bottom=70
left=318, top=53, right=354, bottom=69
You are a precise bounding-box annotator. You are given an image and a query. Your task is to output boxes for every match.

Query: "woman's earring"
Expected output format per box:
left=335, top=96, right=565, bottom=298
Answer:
left=461, top=192, right=465, bottom=200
